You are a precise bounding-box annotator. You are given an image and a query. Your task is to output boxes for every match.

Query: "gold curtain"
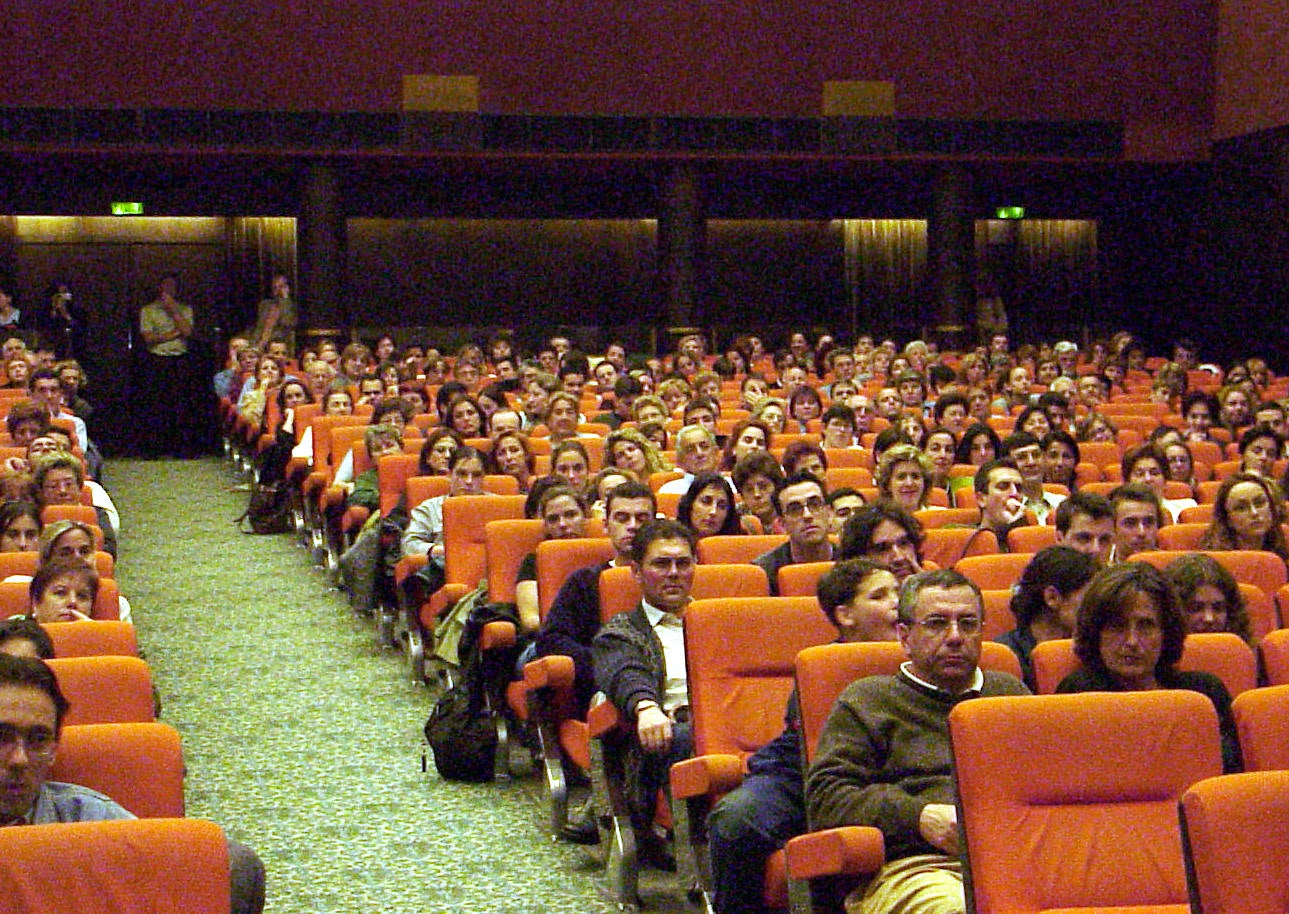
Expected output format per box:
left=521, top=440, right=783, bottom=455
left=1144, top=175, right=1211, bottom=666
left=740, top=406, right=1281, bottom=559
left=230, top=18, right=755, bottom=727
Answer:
left=841, top=219, right=929, bottom=339
left=227, top=217, right=297, bottom=335
left=975, top=219, right=1099, bottom=340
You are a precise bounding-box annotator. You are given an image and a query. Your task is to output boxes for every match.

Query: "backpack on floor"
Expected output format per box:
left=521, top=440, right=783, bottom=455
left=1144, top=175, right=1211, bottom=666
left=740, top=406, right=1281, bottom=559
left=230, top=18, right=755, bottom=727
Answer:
left=423, top=597, right=521, bottom=782
left=235, top=482, right=291, bottom=535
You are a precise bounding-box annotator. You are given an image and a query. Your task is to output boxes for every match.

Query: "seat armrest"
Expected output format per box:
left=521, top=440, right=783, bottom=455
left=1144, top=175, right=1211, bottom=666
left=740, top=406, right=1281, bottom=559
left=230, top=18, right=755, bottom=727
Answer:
left=587, top=698, right=624, bottom=739
left=340, top=506, right=370, bottom=533
left=419, top=584, right=468, bottom=630
left=479, top=620, right=516, bottom=651
left=523, top=655, right=575, bottom=691
left=785, top=826, right=885, bottom=881
left=670, top=754, right=745, bottom=800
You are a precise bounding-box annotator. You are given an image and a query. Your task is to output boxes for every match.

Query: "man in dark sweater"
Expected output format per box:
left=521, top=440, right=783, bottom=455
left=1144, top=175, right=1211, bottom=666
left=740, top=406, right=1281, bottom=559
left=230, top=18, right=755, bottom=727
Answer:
left=592, top=519, right=698, bottom=866
left=533, top=481, right=656, bottom=714
left=706, top=558, right=901, bottom=914
left=752, top=472, right=834, bottom=595
left=806, top=569, right=1029, bottom=914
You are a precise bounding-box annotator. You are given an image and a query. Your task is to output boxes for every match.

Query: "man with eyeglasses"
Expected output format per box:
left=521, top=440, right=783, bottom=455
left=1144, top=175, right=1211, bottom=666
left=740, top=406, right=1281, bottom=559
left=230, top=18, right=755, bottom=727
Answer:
left=592, top=519, right=699, bottom=870
left=752, top=473, right=834, bottom=595
left=807, top=570, right=1029, bottom=914
left=0, top=654, right=265, bottom=913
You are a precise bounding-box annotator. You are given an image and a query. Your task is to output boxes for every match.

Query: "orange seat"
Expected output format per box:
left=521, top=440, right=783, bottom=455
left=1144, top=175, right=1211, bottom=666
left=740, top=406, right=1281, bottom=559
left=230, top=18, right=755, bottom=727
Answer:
left=922, top=528, right=997, bottom=569
left=1029, top=633, right=1258, bottom=696
left=1177, top=503, right=1214, bottom=524
left=913, top=507, right=981, bottom=529
left=784, top=641, right=1021, bottom=900
left=696, top=534, right=786, bottom=565
left=979, top=590, right=1018, bottom=641
left=670, top=596, right=839, bottom=910
left=822, top=449, right=873, bottom=471
left=47, top=656, right=156, bottom=726
left=952, top=690, right=1223, bottom=914
left=1134, top=549, right=1288, bottom=598
left=535, top=537, right=616, bottom=617
left=51, top=722, right=185, bottom=818
left=776, top=561, right=832, bottom=598
left=377, top=453, right=424, bottom=517
left=824, top=466, right=873, bottom=490
left=1005, top=525, right=1057, bottom=553
left=0, top=550, right=114, bottom=580
left=1156, top=523, right=1208, bottom=551
left=1258, top=627, right=1289, bottom=686
left=0, top=818, right=229, bottom=914
left=396, top=494, right=527, bottom=680
left=40, top=504, right=99, bottom=528
left=1180, top=771, right=1289, bottom=914
left=43, top=620, right=138, bottom=657
left=596, top=563, right=769, bottom=621
left=1231, top=684, right=1289, bottom=771
left=954, top=553, right=1036, bottom=590
left=0, top=579, right=120, bottom=621
left=588, top=566, right=772, bottom=905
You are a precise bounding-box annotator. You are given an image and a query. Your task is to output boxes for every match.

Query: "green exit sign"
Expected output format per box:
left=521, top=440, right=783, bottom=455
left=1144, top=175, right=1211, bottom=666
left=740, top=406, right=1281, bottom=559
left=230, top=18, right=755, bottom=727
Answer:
left=111, top=201, right=144, bottom=216
left=995, top=206, right=1025, bottom=220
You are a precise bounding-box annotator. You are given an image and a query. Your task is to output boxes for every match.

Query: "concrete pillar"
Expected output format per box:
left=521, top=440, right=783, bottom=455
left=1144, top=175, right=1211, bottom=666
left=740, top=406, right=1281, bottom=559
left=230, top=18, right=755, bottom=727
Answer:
left=298, top=164, right=347, bottom=331
left=657, top=165, right=705, bottom=330
left=928, top=165, right=974, bottom=348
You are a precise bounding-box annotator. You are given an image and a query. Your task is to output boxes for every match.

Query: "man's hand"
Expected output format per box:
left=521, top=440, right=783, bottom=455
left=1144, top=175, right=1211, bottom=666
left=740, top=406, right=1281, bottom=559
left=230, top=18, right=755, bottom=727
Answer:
left=918, top=803, right=959, bottom=855
left=636, top=703, right=673, bottom=755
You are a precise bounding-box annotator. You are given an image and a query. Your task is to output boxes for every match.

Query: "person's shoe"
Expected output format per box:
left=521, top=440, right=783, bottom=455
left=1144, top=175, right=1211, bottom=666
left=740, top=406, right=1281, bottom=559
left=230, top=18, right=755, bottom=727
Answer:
left=558, top=808, right=600, bottom=845
left=638, top=834, right=676, bottom=871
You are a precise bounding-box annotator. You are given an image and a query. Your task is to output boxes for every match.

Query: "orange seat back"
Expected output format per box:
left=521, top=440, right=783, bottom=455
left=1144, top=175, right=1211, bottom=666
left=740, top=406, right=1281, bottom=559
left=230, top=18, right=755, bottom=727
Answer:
left=0, top=818, right=229, bottom=914
left=440, top=495, right=527, bottom=588
left=41, top=504, right=99, bottom=528
left=777, top=561, right=832, bottom=598
left=922, top=528, right=997, bottom=569
left=535, top=537, right=615, bottom=617
left=952, top=691, right=1222, bottom=914
left=597, top=563, right=769, bottom=622
left=696, top=534, right=786, bottom=565
left=377, top=454, right=423, bottom=516
left=979, top=590, right=1018, bottom=641
left=309, top=414, right=368, bottom=471
left=684, top=597, right=836, bottom=759
left=1259, top=627, right=1289, bottom=686
left=823, top=467, right=873, bottom=490
left=1156, top=523, right=1208, bottom=551
left=1005, top=525, right=1057, bottom=553
left=954, top=553, right=1036, bottom=591
left=44, top=620, right=138, bottom=657
left=1177, top=503, right=1215, bottom=523
left=913, top=507, right=980, bottom=529
left=1132, top=550, right=1287, bottom=595
left=0, top=579, right=120, bottom=621
left=51, top=722, right=185, bottom=818
left=485, top=519, right=546, bottom=604
left=404, top=475, right=451, bottom=511
left=1030, top=633, right=1258, bottom=696
left=1181, top=770, right=1289, bottom=914
left=47, top=656, right=156, bottom=726
left=1232, top=684, right=1289, bottom=771
left=795, top=641, right=1021, bottom=764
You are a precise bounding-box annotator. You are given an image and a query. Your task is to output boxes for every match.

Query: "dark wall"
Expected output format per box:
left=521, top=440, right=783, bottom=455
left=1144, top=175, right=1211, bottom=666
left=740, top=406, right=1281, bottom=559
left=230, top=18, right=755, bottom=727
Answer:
left=1215, top=0, right=1289, bottom=140
left=4, top=1, right=1215, bottom=160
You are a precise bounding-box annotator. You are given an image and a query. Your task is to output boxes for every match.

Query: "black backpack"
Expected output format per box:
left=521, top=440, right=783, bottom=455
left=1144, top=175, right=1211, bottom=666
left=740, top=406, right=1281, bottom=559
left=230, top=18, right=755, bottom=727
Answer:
left=234, top=482, right=291, bottom=535
left=423, top=601, right=521, bottom=782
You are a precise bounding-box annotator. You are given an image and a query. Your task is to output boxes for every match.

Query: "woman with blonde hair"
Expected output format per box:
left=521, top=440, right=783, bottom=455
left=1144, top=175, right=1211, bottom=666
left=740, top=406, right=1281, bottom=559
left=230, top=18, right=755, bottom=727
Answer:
left=876, top=444, right=935, bottom=514
left=605, top=427, right=669, bottom=478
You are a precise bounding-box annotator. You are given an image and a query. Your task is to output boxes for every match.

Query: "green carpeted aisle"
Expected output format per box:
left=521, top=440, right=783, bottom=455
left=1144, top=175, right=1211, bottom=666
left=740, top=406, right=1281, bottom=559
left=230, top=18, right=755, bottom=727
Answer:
left=110, top=457, right=691, bottom=914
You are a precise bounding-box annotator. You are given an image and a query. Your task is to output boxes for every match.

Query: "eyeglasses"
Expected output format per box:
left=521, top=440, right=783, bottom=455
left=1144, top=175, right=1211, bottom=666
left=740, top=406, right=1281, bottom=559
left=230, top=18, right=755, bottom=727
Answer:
left=0, top=724, right=56, bottom=761
left=908, top=615, right=982, bottom=636
left=782, top=496, right=827, bottom=518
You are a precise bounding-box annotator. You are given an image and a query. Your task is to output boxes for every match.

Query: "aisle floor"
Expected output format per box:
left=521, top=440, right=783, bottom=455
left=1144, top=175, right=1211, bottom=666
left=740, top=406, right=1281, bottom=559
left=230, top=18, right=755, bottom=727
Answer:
left=112, top=457, right=696, bottom=914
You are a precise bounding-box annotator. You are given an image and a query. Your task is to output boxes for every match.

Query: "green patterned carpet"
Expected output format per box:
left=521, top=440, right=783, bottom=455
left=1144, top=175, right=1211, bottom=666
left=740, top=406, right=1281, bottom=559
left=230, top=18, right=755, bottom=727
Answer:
left=112, top=457, right=695, bottom=914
